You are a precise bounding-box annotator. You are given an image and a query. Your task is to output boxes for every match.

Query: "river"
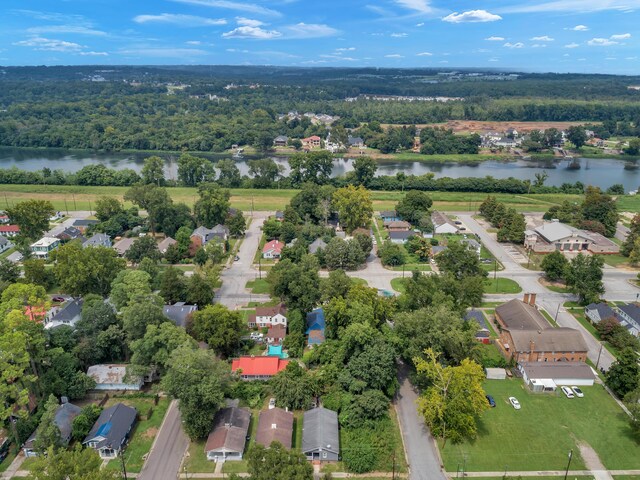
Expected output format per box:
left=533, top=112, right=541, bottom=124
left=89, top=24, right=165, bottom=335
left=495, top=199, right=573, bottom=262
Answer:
left=0, top=147, right=638, bottom=191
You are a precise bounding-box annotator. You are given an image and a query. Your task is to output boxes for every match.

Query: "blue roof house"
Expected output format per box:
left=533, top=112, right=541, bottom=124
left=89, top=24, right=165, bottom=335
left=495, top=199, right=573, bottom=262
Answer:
left=306, top=308, right=326, bottom=345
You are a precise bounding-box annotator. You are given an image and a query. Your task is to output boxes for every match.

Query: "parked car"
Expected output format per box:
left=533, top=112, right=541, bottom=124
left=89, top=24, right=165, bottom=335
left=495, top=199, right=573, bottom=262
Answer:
left=486, top=395, right=496, bottom=408
left=268, top=398, right=276, bottom=409
left=571, top=386, right=584, bottom=398
left=509, top=397, right=521, bottom=410
left=234, top=255, right=240, bottom=261
left=561, top=386, right=575, bottom=398
left=454, top=220, right=463, bottom=225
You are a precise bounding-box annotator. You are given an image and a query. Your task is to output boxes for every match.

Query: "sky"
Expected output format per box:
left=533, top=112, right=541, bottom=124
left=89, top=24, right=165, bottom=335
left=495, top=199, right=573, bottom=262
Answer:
left=0, top=0, right=638, bottom=74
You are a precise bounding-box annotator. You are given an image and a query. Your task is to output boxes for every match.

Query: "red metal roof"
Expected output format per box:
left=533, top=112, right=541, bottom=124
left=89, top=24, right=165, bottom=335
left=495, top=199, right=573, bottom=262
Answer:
left=262, top=240, right=284, bottom=254
left=0, top=225, right=20, bottom=232
left=231, top=356, right=289, bottom=377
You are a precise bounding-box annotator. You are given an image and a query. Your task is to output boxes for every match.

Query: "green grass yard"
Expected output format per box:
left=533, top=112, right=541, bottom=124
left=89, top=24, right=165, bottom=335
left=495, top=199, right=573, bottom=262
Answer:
left=484, top=277, right=522, bottom=294
left=391, top=277, right=407, bottom=293
left=246, top=278, right=270, bottom=294
left=440, top=378, right=640, bottom=472
left=0, top=449, right=17, bottom=473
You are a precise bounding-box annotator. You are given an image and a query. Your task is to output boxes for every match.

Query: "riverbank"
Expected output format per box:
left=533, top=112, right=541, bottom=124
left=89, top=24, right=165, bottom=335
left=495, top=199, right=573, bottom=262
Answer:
left=1, top=183, right=629, bottom=213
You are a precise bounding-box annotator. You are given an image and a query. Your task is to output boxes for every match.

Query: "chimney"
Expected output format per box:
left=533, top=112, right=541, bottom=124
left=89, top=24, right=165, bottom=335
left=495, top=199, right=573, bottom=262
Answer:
left=523, top=293, right=530, bottom=304
left=529, top=340, right=535, bottom=356
left=529, top=293, right=537, bottom=306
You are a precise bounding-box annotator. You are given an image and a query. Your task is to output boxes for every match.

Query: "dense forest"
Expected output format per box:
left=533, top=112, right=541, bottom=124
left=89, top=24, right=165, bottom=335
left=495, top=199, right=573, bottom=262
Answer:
left=0, top=66, right=639, bottom=152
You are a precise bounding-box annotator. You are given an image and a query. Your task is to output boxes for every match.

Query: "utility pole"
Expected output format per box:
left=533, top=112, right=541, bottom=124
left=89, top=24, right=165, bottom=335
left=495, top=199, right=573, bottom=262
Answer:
left=595, top=342, right=604, bottom=370
left=64, top=198, right=69, bottom=215
left=554, top=303, right=561, bottom=323
left=120, top=448, right=128, bottom=480
left=72, top=193, right=77, bottom=211
left=258, top=257, right=262, bottom=279
left=564, top=449, right=573, bottom=480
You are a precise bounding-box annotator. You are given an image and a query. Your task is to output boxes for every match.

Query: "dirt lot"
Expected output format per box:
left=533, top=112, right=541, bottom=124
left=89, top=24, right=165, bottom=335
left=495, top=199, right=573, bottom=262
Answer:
left=382, top=120, right=593, bottom=134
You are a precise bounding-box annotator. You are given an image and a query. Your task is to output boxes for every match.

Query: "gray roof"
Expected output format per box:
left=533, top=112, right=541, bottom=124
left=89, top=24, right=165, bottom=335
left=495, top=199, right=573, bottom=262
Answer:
left=205, top=407, right=251, bottom=454
left=83, top=403, right=137, bottom=450
left=389, top=231, right=414, bottom=240
left=618, top=303, right=640, bottom=322
left=24, top=402, right=82, bottom=449
left=73, top=219, right=99, bottom=227
left=82, top=233, right=111, bottom=248
left=534, top=222, right=583, bottom=243
left=461, top=239, right=481, bottom=250
left=495, top=299, right=550, bottom=331
left=113, top=237, right=135, bottom=255
left=275, top=211, right=284, bottom=219
left=519, top=362, right=596, bottom=381
left=57, top=226, right=83, bottom=239
left=274, top=135, right=288, bottom=142
left=585, top=303, right=616, bottom=321
left=0, top=237, right=8, bottom=247
left=6, top=251, right=23, bottom=262
left=163, top=303, right=197, bottom=327
left=348, top=135, right=364, bottom=145
left=464, top=310, right=489, bottom=331
left=431, top=211, right=457, bottom=229
left=51, top=298, right=83, bottom=324
left=309, top=238, right=327, bottom=254
left=302, top=408, right=339, bottom=455
left=157, top=237, right=177, bottom=253
left=380, top=211, right=397, bottom=218
left=510, top=328, right=588, bottom=353
left=210, top=224, right=229, bottom=235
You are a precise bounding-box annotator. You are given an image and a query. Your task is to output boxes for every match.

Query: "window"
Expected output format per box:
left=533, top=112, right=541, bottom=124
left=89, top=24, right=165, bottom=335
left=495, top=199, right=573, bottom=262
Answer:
left=322, top=452, right=327, bottom=459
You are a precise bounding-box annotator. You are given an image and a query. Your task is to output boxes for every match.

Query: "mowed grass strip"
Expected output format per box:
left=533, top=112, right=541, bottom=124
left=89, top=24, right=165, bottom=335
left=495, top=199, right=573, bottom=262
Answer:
left=0, top=184, right=599, bottom=213
left=440, top=378, right=640, bottom=472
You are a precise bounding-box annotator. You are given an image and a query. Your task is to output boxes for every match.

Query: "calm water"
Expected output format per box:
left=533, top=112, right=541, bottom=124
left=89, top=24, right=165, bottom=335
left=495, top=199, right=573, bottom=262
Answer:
left=0, top=147, right=638, bottom=191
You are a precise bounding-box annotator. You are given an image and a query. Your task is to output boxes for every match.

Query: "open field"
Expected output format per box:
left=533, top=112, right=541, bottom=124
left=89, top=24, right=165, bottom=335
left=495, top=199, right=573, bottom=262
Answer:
left=484, top=277, right=522, bottom=294
left=440, top=378, right=640, bottom=472
left=0, top=185, right=614, bottom=213
left=382, top=120, right=594, bottom=134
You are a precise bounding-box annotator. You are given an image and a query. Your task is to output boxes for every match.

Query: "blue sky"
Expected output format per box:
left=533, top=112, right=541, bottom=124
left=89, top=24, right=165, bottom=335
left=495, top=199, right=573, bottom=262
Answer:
left=0, top=0, right=638, bottom=73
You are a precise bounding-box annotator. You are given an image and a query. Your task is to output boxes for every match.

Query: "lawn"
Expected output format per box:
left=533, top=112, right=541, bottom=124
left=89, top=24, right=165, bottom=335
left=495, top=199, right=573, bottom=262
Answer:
left=183, top=439, right=215, bottom=474
left=0, top=449, right=17, bottom=473
left=246, top=279, right=270, bottom=294
left=391, top=277, right=407, bottom=293
left=484, top=277, right=522, bottom=294
left=350, top=277, right=368, bottom=286
left=0, top=184, right=606, bottom=213
left=603, top=254, right=634, bottom=268
left=221, top=460, right=249, bottom=473
left=105, top=395, right=170, bottom=474
left=440, top=378, right=640, bottom=472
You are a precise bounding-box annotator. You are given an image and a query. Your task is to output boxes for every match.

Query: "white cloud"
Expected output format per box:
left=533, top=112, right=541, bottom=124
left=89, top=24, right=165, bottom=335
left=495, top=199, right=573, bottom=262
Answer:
left=531, top=44, right=547, bottom=48
left=611, top=33, right=631, bottom=40
left=416, top=22, right=425, bottom=27
left=394, top=0, right=433, bottom=13
left=605, top=57, right=617, bottom=60
left=27, top=25, right=107, bottom=36
left=416, top=51, right=433, bottom=56
left=222, top=26, right=281, bottom=39
left=504, top=42, right=524, bottom=48
left=626, top=56, right=638, bottom=60
left=133, top=13, right=227, bottom=26
left=171, top=0, right=281, bottom=17
left=563, top=53, right=570, bottom=56
left=78, top=51, right=108, bottom=56
left=443, top=10, right=502, bottom=23
left=391, top=33, right=408, bottom=38
left=531, top=35, right=554, bottom=41
left=570, top=25, right=589, bottom=31
left=485, top=36, right=505, bottom=41
left=284, top=23, right=339, bottom=39
left=588, top=37, right=618, bottom=46
left=186, top=40, right=202, bottom=45
left=320, top=54, right=358, bottom=61
left=236, top=17, right=263, bottom=27
left=501, top=0, right=640, bottom=14
left=336, top=47, right=356, bottom=51
left=564, top=42, right=579, bottom=48
left=489, top=57, right=499, bottom=62
left=385, top=54, right=404, bottom=58
left=13, top=36, right=84, bottom=52
left=120, top=47, right=208, bottom=57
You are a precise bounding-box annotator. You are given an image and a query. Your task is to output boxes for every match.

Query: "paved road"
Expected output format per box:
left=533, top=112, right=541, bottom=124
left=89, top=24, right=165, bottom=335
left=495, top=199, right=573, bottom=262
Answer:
left=138, top=400, right=189, bottom=480
left=616, top=222, right=630, bottom=242
left=394, top=362, right=447, bottom=480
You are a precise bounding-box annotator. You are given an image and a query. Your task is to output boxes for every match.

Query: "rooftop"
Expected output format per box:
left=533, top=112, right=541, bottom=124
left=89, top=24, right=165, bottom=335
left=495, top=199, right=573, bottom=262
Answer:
left=87, top=364, right=142, bottom=386
left=205, top=407, right=251, bottom=453
left=519, top=362, right=596, bottom=381
left=510, top=328, right=588, bottom=353
left=255, top=408, right=293, bottom=449
left=31, top=237, right=59, bottom=248
left=84, top=403, right=137, bottom=449
left=231, top=356, right=289, bottom=376
left=495, top=299, right=550, bottom=331
left=302, top=408, right=339, bottom=455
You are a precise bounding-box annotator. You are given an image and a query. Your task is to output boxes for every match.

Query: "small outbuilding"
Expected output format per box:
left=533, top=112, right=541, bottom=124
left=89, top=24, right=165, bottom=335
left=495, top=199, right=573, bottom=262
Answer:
left=518, top=362, right=596, bottom=389
left=485, top=368, right=507, bottom=380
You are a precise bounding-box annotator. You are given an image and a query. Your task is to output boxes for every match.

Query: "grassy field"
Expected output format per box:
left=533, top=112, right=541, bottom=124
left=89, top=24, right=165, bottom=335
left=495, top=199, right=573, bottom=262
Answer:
left=0, top=449, right=17, bottom=473
left=350, top=277, right=368, bottom=286
left=246, top=278, right=270, bottom=294
left=484, top=277, right=522, bottom=294
left=441, top=378, right=640, bottom=472
left=391, top=277, right=407, bottom=293
left=1, top=184, right=626, bottom=213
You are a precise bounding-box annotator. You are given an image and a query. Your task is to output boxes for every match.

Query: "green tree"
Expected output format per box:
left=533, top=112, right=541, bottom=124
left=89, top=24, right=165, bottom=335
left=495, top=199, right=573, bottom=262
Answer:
left=320, top=269, right=352, bottom=302
left=216, top=159, right=242, bottom=187
left=267, top=256, right=321, bottom=313
left=53, top=243, right=125, bottom=297
left=377, top=241, right=405, bottom=266
left=27, top=445, right=121, bottom=480
left=121, top=295, right=167, bottom=342
left=130, top=322, right=197, bottom=375
left=565, top=254, right=605, bottom=305
left=0, top=258, right=20, bottom=283
left=288, top=151, right=333, bottom=186
left=415, top=349, right=488, bottom=446
left=141, top=155, right=165, bottom=186
left=352, top=156, right=377, bottom=186
left=32, top=394, right=63, bottom=454
left=7, top=199, right=55, bottom=240
left=567, top=125, right=588, bottom=149
left=125, top=236, right=161, bottom=264
left=625, top=138, right=640, bottom=156
left=246, top=442, right=313, bottom=480
left=340, top=389, right=389, bottom=428
left=581, top=186, right=618, bottom=238
left=540, top=250, right=569, bottom=281
left=270, top=362, right=317, bottom=410
left=228, top=210, right=246, bottom=237
left=177, top=153, right=215, bottom=187
left=194, top=183, right=231, bottom=228
left=71, top=405, right=102, bottom=442
left=162, top=346, right=230, bottom=439
left=110, top=269, right=152, bottom=310
left=159, top=266, right=186, bottom=304
left=23, top=258, right=55, bottom=290
left=396, top=190, right=433, bottom=225
left=323, top=237, right=366, bottom=271
left=436, top=242, right=486, bottom=280
left=40, top=349, right=95, bottom=400
left=606, top=348, right=640, bottom=398
left=189, top=304, right=243, bottom=358
left=249, top=158, right=280, bottom=188
left=629, top=237, right=640, bottom=266
left=186, top=273, right=214, bottom=307
left=332, top=185, right=373, bottom=233
left=94, top=197, right=124, bottom=222
left=622, top=214, right=640, bottom=257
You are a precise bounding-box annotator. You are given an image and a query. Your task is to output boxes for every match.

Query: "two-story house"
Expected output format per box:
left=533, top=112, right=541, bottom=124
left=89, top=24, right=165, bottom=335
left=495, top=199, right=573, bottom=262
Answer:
left=30, top=237, right=60, bottom=259
left=248, top=304, right=287, bottom=329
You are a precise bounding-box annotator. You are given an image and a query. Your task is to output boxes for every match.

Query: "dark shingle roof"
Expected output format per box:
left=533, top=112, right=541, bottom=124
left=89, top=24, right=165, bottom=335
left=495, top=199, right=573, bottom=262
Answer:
left=51, top=298, right=83, bottom=324
left=83, top=403, right=137, bottom=450
left=205, top=408, right=250, bottom=454
left=163, top=303, right=197, bottom=327
left=510, top=328, right=588, bottom=353
left=495, top=299, right=550, bottom=331
left=255, top=408, right=293, bottom=449
left=302, top=408, right=339, bottom=455
left=585, top=303, right=616, bottom=321
left=465, top=310, right=489, bottom=331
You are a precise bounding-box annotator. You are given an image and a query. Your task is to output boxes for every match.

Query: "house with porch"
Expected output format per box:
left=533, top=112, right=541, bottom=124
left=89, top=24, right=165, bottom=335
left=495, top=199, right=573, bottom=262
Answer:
left=205, top=407, right=251, bottom=462
left=262, top=240, right=284, bottom=259
left=24, top=401, right=82, bottom=457
left=256, top=407, right=293, bottom=449
left=247, top=304, right=287, bottom=329
left=83, top=403, right=137, bottom=459
left=82, top=233, right=112, bottom=248
left=30, top=237, right=60, bottom=259
left=302, top=408, right=339, bottom=462
left=231, top=356, right=289, bottom=380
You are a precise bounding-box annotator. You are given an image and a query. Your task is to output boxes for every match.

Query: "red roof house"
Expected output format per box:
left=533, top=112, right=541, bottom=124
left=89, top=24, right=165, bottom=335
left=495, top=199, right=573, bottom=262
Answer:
left=302, top=136, right=321, bottom=148
left=262, top=240, right=284, bottom=259
left=231, top=356, right=289, bottom=380
left=0, top=225, right=20, bottom=237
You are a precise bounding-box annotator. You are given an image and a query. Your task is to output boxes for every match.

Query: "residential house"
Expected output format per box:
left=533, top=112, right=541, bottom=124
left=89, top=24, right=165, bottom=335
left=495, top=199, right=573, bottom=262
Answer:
left=0, top=214, right=9, bottom=224
left=0, top=225, right=20, bottom=237
left=256, top=407, right=293, bottom=449
left=23, top=401, right=82, bottom=457
left=157, top=237, right=177, bottom=255
left=6, top=251, right=23, bottom=263
left=386, top=220, right=411, bottom=231
left=494, top=295, right=588, bottom=363
left=163, top=302, right=198, bottom=328
left=87, top=364, right=144, bottom=391
left=302, top=408, right=339, bottom=462
left=389, top=230, right=414, bottom=245
left=524, top=220, right=619, bottom=254
left=274, top=211, right=285, bottom=222
left=191, top=225, right=229, bottom=250
left=519, top=362, right=596, bottom=392
left=83, top=403, right=137, bottom=459
left=0, top=429, right=9, bottom=462
left=585, top=303, right=617, bottom=324
left=30, top=237, right=60, bottom=259
left=265, top=325, right=286, bottom=346
left=302, top=136, right=321, bottom=149
left=0, top=236, right=12, bottom=254
left=231, top=357, right=290, bottom=380
left=263, top=239, right=284, bottom=259
left=306, top=308, right=326, bottom=345
left=347, top=136, right=365, bottom=148
left=380, top=211, right=400, bottom=223
left=205, top=407, right=251, bottom=462
left=247, top=304, right=287, bottom=329
left=431, top=211, right=459, bottom=234
left=56, top=226, right=84, bottom=241
left=309, top=238, right=327, bottom=254
left=615, top=303, right=640, bottom=336
left=72, top=219, right=98, bottom=233
left=273, top=135, right=289, bottom=147
left=464, top=310, right=491, bottom=344
left=45, top=298, right=83, bottom=330
left=461, top=238, right=482, bottom=258
left=113, top=238, right=135, bottom=257
left=493, top=137, right=518, bottom=148
left=82, top=233, right=112, bottom=248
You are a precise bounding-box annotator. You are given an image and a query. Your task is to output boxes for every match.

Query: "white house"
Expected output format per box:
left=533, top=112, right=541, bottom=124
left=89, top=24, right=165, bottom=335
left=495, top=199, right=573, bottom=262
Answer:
left=248, top=304, right=287, bottom=328
left=30, top=237, right=60, bottom=259
left=0, top=237, right=12, bottom=254
left=87, top=364, right=144, bottom=391
left=431, top=211, right=459, bottom=235
left=262, top=240, right=284, bottom=259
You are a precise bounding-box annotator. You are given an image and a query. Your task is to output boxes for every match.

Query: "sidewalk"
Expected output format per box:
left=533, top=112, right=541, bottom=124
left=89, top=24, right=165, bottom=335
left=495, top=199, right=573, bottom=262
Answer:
left=458, top=470, right=640, bottom=478
left=1, top=452, right=25, bottom=480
